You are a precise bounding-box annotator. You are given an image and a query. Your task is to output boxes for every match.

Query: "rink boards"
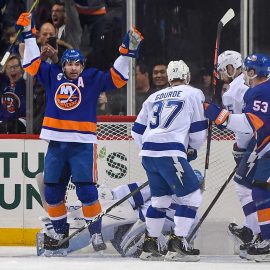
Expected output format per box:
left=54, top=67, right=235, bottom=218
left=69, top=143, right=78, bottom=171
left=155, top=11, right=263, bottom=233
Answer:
left=0, top=137, right=243, bottom=255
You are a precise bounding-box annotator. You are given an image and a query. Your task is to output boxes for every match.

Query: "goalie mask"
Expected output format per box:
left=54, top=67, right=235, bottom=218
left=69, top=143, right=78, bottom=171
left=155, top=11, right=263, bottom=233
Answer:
left=217, top=50, right=243, bottom=79
left=167, top=60, right=190, bottom=85
left=244, top=53, right=270, bottom=79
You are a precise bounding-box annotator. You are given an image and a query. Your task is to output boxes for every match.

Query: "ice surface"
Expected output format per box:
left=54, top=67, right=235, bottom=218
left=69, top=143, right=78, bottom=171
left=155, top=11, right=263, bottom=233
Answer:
left=0, top=246, right=269, bottom=270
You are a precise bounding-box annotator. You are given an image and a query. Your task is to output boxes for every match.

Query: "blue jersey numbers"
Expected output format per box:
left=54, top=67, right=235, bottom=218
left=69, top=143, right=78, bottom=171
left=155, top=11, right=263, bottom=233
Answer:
left=150, top=100, right=184, bottom=129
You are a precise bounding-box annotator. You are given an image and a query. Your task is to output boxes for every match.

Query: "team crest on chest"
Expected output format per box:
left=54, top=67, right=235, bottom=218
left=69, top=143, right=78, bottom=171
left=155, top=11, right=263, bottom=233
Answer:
left=55, top=83, right=81, bottom=110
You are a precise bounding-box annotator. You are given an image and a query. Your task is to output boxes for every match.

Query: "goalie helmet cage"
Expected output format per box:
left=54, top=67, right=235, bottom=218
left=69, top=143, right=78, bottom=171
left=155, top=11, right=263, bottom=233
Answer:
left=66, top=115, right=244, bottom=254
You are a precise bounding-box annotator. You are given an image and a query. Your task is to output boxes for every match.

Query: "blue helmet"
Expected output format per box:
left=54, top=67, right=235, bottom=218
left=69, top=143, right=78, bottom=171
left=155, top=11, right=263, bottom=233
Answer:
left=244, top=53, right=270, bottom=77
left=61, top=49, right=85, bottom=66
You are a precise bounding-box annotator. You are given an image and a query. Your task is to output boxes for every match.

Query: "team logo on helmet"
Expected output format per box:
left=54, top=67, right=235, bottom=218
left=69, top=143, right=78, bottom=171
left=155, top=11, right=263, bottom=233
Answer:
left=249, top=55, right=257, bottom=61
left=55, top=83, right=81, bottom=110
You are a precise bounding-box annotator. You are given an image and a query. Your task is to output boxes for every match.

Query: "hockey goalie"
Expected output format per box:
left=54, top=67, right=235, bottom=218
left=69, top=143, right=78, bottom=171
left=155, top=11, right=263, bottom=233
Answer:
left=36, top=170, right=203, bottom=257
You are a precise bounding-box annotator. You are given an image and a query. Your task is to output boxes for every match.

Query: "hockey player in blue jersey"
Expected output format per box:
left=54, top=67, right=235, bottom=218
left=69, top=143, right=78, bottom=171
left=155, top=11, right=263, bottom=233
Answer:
left=16, top=12, right=143, bottom=257
left=131, top=60, right=208, bottom=261
left=204, top=53, right=270, bottom=262
left=217, top=51, right=260, bottom=252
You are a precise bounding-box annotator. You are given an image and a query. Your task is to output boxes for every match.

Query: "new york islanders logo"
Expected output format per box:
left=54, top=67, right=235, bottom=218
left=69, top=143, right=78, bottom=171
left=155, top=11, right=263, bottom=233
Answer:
left=55, top=83, right=81, bottom=110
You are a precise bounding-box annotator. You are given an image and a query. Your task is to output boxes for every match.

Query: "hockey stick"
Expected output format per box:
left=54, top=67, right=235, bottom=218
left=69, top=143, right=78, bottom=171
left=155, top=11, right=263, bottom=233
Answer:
left=57, top=181, right=149, bottom=247
left=202, top=8, right=235, bottom=188
left=187, top=166, right=237, bottom=243
left=0, top=0, right=40, bottom=67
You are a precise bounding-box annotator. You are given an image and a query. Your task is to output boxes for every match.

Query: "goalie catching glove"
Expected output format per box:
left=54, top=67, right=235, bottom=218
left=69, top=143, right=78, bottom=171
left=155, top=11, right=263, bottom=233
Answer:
left=119, top=27, right=144, bottom=58
left=16, top=12, right=36, bottom=40
left=203, top=102, right=231, bottom=126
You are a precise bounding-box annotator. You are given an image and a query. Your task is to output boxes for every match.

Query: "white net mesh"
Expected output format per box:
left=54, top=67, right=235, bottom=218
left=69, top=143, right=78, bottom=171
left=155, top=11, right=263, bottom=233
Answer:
left=66, top=116, right=243, bottom=254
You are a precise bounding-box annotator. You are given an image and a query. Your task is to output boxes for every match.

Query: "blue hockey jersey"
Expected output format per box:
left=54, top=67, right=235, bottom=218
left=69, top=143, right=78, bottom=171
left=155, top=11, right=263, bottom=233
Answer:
left=22, top=38, right=130, bottom=143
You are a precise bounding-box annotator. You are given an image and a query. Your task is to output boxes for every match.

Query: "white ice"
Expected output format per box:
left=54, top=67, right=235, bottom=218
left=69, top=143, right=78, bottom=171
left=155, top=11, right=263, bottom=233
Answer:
left=0, top=245, right=269, bottom=270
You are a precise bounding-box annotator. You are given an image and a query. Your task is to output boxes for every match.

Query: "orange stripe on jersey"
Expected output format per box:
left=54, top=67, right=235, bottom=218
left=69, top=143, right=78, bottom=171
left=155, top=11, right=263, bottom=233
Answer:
left=76, top=6, right=106, bottom=15
left=246, top=113, right=264, bottom=131
left=257, top=135, right=270, bottom=151
left=82, top=201, right=102, bottom=219
left=47, top=203, right=67, bottom=218
left=257, top=208, right=270, bottom=223
left=43, top=116, right=97, bottom=133
left=93, top=144, right=98, bottom=183
left=110, top=68, right=127, bottom=88
left=24, top=58, right=41, bottom=76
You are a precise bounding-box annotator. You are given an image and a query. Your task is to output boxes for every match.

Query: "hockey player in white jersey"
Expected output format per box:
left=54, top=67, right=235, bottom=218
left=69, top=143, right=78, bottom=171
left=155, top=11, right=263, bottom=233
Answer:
left=217, top=51, right=260, bottom=252
left=131, top=60, right=208, bottom=261
left=204, top=53, right=270, bottom=262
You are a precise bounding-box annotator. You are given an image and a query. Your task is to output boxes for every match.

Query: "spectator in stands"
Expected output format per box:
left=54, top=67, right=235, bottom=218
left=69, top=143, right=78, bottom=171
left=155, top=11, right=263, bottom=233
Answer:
left=51, top=1, right=81, bottom=49
left=0, top=55, right=26, bottom=134
left=197, top=67, right=212, bottom=103
left=135, top=62, right=150, bottom=114
left=73, top=0, right=107, bottom=56
left=97, top=92, right=111, bottom=115
left=148, top=62, right=169, bottom=95
left=0, top=20, right=19, bottom=58
left=37, top=22, right=59, bottom=64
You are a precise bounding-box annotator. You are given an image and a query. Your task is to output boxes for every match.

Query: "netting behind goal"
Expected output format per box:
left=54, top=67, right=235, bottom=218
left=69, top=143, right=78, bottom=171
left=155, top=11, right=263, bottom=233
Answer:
left=67, top=116, right=243, bottom=254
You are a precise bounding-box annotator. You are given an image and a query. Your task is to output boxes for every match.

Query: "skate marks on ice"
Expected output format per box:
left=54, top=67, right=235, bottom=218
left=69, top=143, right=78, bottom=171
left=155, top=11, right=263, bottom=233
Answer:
left=0, top=247, right=269, bottom=270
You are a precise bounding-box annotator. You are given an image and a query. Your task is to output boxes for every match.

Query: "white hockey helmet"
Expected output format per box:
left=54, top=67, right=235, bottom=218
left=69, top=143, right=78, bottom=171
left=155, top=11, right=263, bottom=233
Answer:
left=217, top=50, right=243, bottom=78
left=167, top=60, right=190, bottom=85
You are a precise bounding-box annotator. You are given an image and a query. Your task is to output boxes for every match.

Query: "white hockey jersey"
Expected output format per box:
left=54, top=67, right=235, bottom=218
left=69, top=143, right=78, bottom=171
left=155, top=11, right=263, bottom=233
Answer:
left=222, top=73, right=252, bottom=149
left=131, top=84, right=208, bottom=158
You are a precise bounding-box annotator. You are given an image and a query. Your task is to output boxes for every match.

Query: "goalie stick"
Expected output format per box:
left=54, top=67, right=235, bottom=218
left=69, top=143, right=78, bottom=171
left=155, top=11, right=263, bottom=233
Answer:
left=0, top=0, right=40, bottom=67
left=203, top=8, right=235, bottom=189
left=187, top=166, right=237, bottom=243
left=56, top=181, right=149, bottom=247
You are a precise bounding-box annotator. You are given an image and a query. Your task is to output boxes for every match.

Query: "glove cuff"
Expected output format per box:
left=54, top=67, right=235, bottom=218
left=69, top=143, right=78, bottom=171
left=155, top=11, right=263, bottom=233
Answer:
left=22, top=30, right=33, bottom=40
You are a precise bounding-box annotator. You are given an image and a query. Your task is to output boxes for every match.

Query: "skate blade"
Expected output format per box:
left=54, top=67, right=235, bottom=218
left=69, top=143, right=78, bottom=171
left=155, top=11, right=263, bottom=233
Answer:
left=254, top=254, right=270, bottom=262
left=239, top=250, right=248, bottom=260
left=139, top=251, right=164, bottom=261
left=165, top=251, right=200, bottom=262
left=36, top=233, right=45, bottom=256
left=43, top=248, right=68, bottom=257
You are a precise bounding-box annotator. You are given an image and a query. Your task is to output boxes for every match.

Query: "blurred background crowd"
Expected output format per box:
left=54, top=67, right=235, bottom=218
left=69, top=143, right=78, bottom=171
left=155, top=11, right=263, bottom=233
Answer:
left=0, top=0, right=269, bottom=134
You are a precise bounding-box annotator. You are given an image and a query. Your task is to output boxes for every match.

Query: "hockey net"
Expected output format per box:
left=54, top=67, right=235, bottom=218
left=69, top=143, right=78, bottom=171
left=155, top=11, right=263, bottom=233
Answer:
left=66, top=115, right=243, bottom=254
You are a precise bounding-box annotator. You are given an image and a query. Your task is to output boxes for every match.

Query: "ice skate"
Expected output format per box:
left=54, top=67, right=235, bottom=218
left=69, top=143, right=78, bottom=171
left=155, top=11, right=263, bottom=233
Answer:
left=43, top=226, right=69, bottom=257
left=165, top=234, right=200, bottom=262
left=246, top=239, right=270, bottom=262
left=139, top=233, right=165, bottom=261
left=90, top=233, right=107, bottom=252
left=228, top=223, right=253, bottom=247
left=239, top=233, right=262, bottom=260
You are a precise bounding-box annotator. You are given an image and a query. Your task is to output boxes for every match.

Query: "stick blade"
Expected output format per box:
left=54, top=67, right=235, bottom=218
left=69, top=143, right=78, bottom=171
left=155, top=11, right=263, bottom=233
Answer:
left=220, top=8, right=235, bottom=26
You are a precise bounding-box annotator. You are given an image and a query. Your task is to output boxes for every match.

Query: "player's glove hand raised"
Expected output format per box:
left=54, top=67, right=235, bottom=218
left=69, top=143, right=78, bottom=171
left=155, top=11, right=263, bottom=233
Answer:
left=203, top=102, right=230, bottom=126
left=119, top=27, right=144, bottom=58
left=16, top=12, right=36, bottom=40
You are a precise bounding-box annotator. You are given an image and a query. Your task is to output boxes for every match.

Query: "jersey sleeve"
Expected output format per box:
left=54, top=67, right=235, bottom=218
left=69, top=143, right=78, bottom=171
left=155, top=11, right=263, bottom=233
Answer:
left=22, top=38, right=41, bottom=76
left=188, top=90, right=208, bottom=149
left=131, top=100, right=148, bottom=148
left=93, top=56, right=130, bottom=93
